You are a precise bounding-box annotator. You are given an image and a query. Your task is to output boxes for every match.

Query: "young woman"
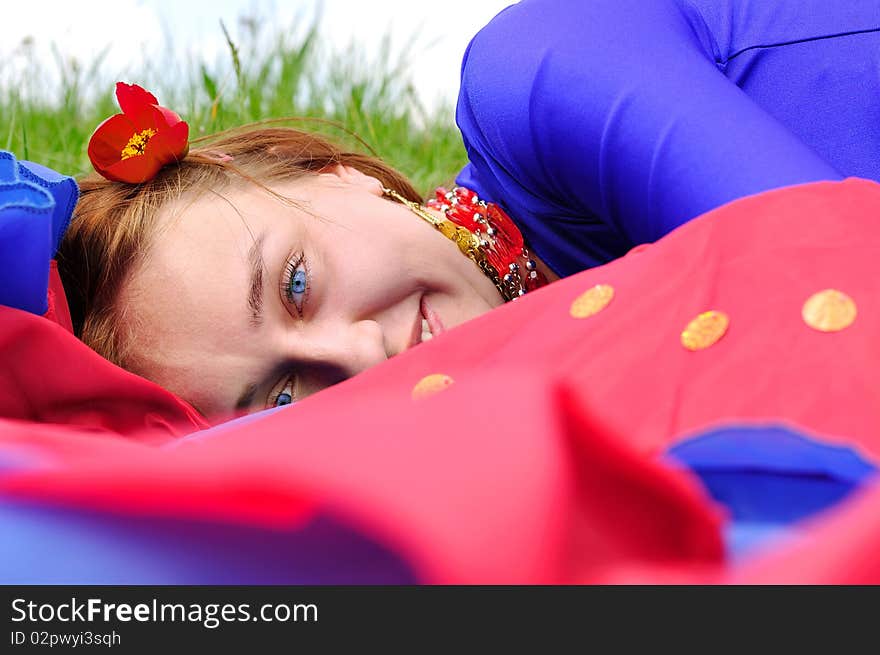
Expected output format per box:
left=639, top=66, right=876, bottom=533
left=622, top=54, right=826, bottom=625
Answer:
left=55, top=0, right=880, bottom=420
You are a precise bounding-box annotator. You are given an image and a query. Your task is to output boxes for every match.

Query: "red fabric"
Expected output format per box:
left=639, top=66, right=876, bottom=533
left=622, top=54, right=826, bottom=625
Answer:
left=587, top=479, right=880, bottom=584
left=42, top=261, right=73, bottom=333
left=0, top=373, right=724, bottom=583
left=3, top=178, right=880, bottom=582
left=554, top=178, right=880, bottom=460
left=0, top=305, right=207, bottom=442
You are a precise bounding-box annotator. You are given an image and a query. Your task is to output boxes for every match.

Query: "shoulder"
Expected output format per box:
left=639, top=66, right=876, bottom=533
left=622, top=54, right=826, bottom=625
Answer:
left=457, top=0, right=718, bottom=154
left=456, top=0, right=720, bottom=209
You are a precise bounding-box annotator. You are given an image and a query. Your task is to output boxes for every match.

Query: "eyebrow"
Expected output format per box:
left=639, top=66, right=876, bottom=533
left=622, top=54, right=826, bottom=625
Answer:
left=247, top=232, right=267, bottom=328
left=235, top=232, right=268, bottom=412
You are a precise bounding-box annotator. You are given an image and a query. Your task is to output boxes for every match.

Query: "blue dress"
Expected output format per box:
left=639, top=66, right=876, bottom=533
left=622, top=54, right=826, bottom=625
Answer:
left=456, top=0, right=880, bottom=277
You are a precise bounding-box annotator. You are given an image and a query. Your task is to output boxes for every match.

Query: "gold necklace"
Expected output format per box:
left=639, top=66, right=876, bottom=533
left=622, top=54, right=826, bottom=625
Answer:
left=382, top=186, right=548, bottom=301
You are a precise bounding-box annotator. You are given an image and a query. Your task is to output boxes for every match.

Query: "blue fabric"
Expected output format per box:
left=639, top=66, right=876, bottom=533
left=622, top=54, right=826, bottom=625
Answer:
left=0, top=500, right=417, bottom=584
left=666, top=425, right=878, bottom=559
left=0, top=151, right=79, bottom=315
left=456, top=0, right=880, bottom=276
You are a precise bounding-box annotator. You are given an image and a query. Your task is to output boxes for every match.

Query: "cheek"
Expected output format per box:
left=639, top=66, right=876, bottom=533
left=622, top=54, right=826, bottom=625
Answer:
left=326, top=208, right=456, bottom=297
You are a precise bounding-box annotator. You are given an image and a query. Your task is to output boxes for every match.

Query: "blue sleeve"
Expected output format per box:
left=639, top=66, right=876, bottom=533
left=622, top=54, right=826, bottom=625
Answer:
left=456, top=0, right=844, bottom=275
left=686, top=0, right=880, bottom=183
left=0, top=151, right=78, bottom=315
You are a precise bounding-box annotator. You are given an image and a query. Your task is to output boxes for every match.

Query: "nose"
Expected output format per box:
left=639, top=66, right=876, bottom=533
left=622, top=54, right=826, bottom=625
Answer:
left=293, top=319, right=390, bottom=387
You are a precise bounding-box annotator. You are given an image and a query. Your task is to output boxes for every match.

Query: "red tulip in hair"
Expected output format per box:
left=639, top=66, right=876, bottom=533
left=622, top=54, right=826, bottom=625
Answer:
left=87, top=83, right=189, bottom=183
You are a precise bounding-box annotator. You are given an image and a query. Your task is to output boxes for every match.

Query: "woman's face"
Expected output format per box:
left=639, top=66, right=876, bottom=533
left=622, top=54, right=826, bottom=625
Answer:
left=122, top=165, right=505, bottom=420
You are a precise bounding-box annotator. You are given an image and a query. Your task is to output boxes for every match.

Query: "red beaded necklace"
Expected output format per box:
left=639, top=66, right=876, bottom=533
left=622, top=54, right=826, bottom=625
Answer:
left=383, top=185, right=550, bottom=301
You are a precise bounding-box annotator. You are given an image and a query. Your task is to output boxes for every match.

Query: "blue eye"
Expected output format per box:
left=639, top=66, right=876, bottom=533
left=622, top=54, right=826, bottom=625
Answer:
left=291, top=269, right=307, bottom=294
left=272, top=377, right=296, bottom=408
left=283, top=253, right=309, bottom=312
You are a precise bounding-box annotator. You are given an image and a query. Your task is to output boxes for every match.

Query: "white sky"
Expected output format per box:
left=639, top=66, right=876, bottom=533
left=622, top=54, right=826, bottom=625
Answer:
left=0, top=0, right=515, bottom=107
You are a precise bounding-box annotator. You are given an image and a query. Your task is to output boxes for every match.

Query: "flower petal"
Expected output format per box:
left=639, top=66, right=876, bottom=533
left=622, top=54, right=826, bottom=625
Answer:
left=115, top=82, right=159, bottom=116
left=145, top=121, right=190, bottom=164
left=88, top=114, right=138, bottom=151
left=87, top=113, right=138, bottom=171
left=154, top=105, right=185, bottom=129
left=101, top=153, right=165, bottom=184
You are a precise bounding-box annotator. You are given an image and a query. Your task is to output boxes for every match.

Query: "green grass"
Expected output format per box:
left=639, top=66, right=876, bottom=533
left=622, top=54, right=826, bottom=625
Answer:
left=0, top=16, right=468, bottom=195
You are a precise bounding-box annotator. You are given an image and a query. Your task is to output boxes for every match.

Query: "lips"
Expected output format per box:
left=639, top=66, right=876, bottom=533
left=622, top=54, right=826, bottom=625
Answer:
left=407, top=297, right=446, bottom=351
left=420, top=296, right=446, bottom=338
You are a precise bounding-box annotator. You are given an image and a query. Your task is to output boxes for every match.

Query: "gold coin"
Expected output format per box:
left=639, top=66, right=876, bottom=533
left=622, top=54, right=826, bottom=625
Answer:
left=411, top=373, right=455, bottom=400
left=569, top=284, right=615, bottom=319
left=802, top=289, right=857, bottom=332
left=681, top=310, right=730, bottom=351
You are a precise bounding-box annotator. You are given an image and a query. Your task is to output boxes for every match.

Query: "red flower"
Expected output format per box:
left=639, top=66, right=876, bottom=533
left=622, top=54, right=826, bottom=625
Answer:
left=87, top=83, right=189, bottom=183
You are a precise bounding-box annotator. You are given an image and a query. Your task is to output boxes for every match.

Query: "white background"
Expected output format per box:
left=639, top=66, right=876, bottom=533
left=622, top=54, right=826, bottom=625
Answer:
left=0, top=0, right=516, bottom=107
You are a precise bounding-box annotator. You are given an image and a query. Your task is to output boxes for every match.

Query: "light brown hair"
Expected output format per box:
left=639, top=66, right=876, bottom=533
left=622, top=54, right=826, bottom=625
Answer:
left=56, top=127, right=422, bottom=369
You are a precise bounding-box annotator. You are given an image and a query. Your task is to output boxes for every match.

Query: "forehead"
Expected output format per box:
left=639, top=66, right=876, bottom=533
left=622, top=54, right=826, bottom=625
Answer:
left=154, top=185, right=266, bottom=256
left=129, top=190, right=254, bottom=322
left=139, top=178, right=312, bottom=287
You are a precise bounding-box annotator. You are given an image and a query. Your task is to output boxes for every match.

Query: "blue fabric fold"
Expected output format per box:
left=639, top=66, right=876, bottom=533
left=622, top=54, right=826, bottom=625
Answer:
left=666, top=425, right=878, bottom=559
left=0, top=151, right=79, bottom=315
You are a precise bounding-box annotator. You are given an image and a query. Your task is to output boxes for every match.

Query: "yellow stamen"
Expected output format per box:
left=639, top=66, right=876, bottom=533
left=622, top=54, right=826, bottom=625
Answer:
left=120, top=128, right=157, bottom=160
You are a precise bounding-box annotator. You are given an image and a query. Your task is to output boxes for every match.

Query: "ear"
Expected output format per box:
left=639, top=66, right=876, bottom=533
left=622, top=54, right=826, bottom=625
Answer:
left=320, top=164, right=384, bottom=196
